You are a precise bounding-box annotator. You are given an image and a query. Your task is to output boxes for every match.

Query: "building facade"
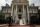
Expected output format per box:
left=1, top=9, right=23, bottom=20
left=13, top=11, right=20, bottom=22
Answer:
left=2, top=0, right=38, bottom=24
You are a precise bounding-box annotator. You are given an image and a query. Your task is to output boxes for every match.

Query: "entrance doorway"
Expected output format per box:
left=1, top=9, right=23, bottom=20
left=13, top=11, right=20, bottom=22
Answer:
left=18, top=14, right=22, bottom=19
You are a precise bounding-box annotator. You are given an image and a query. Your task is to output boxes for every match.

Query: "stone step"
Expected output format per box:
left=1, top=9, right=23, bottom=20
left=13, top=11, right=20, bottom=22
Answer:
left=12, top=25, right=30, bottom=27
left=12, top=24, right=30, bottom=27
left=0, top=24, right=40, bottom=27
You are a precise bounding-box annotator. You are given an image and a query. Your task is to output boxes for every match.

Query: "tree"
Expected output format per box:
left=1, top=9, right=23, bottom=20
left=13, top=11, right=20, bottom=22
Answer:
left=0, top=13, right=5, bottom=18
left=30, top=16, right=37, bottom=27
left=6, top=16, right=13, bottom=27
left=0, top=13, right=5, bottom=24
left=30, top=16, right=37, bottom=24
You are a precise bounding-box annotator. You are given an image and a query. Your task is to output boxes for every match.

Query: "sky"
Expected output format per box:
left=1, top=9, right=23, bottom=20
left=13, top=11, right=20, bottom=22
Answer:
left=0, top=0, right=40, bottom=10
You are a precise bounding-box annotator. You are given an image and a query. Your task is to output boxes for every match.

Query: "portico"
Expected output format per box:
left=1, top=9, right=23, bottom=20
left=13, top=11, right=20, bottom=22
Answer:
left=11, top=0, right=30, bottom=25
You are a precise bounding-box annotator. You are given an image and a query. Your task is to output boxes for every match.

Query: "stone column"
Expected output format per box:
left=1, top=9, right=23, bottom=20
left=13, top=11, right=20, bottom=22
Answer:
left=23, top=5, right=26, bottom=24
left=16, top=5, right=18, bottom=18
left=5, top=15, right=6, bottom=19
left=23, top=5, right=24, bottom=18
left=15, top=5, right=18, bottom=23
left=27, top=4, right=30, bottom=24
left=11, top=4, right=13, bottom=16
left=11, top=4, right=14, bottom=21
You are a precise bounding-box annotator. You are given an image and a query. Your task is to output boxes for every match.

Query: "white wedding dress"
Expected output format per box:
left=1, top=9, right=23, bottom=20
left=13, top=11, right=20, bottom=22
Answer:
left=19, top=18, right=26, bottom=25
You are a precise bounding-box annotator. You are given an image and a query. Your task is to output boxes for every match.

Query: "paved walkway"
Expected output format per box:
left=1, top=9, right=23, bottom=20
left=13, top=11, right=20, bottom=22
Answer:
left=0, top=24, right=30, bottom=27
left=0, top=24, right=40, bottom=27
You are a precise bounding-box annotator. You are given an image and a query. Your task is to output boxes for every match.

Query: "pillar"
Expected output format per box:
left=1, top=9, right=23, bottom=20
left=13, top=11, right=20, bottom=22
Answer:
left=15, top=5, right=18, bottom=23
left=11, top=4, right=14, bottom=21
left=27, top=4, right=30, bottom=24
left=23, top=5, right=24, bottom=18
left=23, top=5, right=26, bottom=24
left=16, top=5, right=17, bottom=18
left=11, top=4, right=13, bottom=16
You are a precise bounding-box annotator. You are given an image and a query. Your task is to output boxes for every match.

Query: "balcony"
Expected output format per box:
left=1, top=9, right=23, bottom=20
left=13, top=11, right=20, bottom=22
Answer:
left=17, top=11, right=23, bottom=14
left=2, top=11, right=11, bottom=13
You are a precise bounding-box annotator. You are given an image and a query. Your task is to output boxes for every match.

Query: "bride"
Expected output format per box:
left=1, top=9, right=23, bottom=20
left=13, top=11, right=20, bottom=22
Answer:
left=19, top=18, right=26, bottom=25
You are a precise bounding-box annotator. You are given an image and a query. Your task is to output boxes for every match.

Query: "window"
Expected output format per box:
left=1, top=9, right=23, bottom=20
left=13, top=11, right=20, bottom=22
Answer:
left=32, top=10, right=33, bottom=13
left=33, top=9, right=37, bottom=13
left=8, top=9, right=11, bottom=11
left=31, top=9, right=33, bottom=13
left=4, top=9, right=6, bottom=11
left=3, top=9, right=7, bottom=12
left=7, top=9, right=11, bottom=12
left=19, top=9, right=21, bottom=12
left=18, top=14, right=21, bottom=19
left=34, top=9, right=36, bottom=12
